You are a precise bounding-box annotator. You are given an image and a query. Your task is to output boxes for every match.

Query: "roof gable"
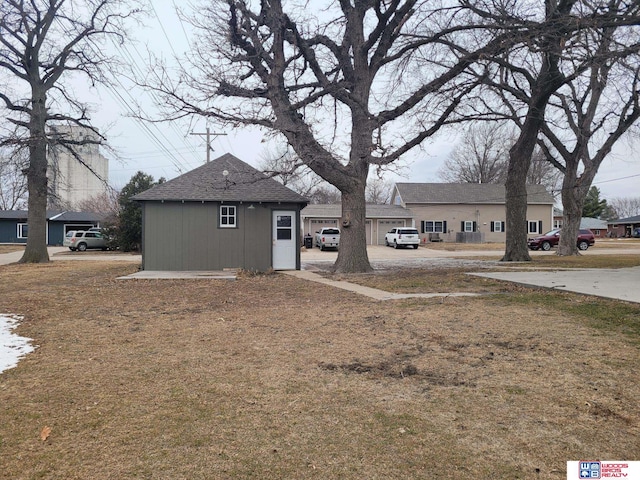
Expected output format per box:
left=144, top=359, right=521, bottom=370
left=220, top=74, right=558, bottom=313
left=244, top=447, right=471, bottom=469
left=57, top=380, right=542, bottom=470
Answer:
left=394, top=183, right=553, bottom=205
left=132, top=153, right=308, bottom=204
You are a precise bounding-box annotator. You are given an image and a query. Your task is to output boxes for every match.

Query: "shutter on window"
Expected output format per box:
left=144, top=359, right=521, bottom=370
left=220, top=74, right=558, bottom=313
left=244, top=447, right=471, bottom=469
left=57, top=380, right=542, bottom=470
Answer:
left=490, top=221, right=495, bottom=232
left=443, top=221, right=447, bottom=233
left=538, top=220, right=543, bottom=234
left=461, top=221, right=464, bottom=232
left=421, top=220, right=425, bottom=234
left=473, top=221, right=477, bottom=232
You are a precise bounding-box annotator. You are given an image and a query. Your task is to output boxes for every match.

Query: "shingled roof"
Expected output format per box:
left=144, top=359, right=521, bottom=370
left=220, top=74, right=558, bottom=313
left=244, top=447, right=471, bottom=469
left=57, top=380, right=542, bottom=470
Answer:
left=394, top=183, right=553, bottom=205
left=302, top=203, right=414, bottom=218
left=132, top=153, right=308, bottom=204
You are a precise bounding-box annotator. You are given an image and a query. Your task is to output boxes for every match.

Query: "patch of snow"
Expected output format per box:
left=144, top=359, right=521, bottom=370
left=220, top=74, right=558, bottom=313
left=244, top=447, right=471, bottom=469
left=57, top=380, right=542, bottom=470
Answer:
left=0, top=314, right=36, bottom=374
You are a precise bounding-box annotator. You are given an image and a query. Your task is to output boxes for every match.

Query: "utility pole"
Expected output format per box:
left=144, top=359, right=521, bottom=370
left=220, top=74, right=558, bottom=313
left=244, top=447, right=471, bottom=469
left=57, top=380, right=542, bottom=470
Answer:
left=190, top=127, right=226, bottom=163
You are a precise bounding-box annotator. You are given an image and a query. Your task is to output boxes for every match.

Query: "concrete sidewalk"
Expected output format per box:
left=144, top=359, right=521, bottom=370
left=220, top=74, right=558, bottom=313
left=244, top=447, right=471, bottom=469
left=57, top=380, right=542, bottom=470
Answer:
left=471, top=266, right=640, bottom=303
left=283, top=269, right=481, bottom=301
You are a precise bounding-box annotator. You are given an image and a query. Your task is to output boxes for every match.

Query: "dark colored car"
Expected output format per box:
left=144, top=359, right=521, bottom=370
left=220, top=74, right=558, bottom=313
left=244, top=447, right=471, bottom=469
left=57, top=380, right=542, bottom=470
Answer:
left=633, top=227, right=640, bottom=238
left=527, top=228, right=595, bottom=251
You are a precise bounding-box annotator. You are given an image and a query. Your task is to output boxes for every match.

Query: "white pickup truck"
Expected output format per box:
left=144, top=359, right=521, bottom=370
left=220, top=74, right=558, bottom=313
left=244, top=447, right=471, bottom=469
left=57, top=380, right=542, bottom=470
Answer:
left=315, top=228, right=340, bottom=251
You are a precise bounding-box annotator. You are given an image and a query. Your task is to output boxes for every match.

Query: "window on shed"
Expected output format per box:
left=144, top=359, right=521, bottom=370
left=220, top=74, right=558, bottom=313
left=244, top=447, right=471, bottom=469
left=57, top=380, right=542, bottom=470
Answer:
left=220, top=205, right=237, bottom=228
left=17, top=223, right=28, bottom=238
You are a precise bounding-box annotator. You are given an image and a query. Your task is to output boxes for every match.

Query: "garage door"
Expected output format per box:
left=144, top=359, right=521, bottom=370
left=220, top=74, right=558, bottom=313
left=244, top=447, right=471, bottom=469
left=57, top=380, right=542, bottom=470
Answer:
left=377, top=220, right=406, bottom=245
left=309, top=219, right=338, bottom=236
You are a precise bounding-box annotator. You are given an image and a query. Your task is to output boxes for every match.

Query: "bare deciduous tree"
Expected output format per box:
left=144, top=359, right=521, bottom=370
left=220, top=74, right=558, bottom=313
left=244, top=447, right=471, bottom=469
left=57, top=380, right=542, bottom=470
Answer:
left=0, top=0, right=139, bottom=263
left=438, top=123, right=561, bottom=195
left=538, top=21, right=640, bottom=255
left=147, top=1, right=519, bottom=273
left=438, top=123, right=508, bottom=184
left=477, top=0, right=640, bottom=261
left=365, top=177, right=393, bottom=205
left=608, top=197, right=640, bottom=218
left=0, top=146, right=28, bottom=210
left=76, top=189, right=120, bottom=216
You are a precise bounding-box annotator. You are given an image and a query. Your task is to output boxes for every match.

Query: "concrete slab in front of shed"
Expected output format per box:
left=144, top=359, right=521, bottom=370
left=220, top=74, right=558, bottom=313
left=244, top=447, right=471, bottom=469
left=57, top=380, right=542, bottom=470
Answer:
left=118, top=270, right=237, bottom=280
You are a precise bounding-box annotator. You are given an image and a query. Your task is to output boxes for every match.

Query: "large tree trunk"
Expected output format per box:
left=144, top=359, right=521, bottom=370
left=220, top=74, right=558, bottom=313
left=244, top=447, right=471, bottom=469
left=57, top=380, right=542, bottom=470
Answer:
left=502, top=138, right=535, bottom=262
left=557, top=161, right=592, bottom=256
left=20, top=89, right=50, bottom=264
left=333, top=176, right=372, bottom=274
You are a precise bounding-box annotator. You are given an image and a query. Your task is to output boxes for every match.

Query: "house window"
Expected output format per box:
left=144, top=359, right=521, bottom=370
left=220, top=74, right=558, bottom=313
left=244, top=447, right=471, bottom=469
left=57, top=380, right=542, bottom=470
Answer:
left=422, top=220, right=446, bottom=233
left=17, top=223, right=28, bottom=238
left=463, top=221, right=475, bottom=232
left=220, top=205, right=236, bottom=228
left=554, top=219, right=563, bottom=229
left=528, top=221, right=542, bottom=234
left=491, top=221, right=504, bottom=232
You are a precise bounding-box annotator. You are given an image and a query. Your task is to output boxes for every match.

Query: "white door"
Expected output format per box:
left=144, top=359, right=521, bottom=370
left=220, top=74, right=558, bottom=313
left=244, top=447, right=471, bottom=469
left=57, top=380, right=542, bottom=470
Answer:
left=273, top=211, right=296, bottom=270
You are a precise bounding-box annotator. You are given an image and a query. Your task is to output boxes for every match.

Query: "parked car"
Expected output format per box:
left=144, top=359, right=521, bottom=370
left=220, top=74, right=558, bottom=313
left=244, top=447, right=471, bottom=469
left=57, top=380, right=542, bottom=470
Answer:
left=527, top=229, right=595, bottom=251
left=633, top=227, right=640, bottom=238
left=63, top=230, right=107, bottom=251
left=384, top=227, right=420, bottom=249
left=315, top=228, right=340, bottom=251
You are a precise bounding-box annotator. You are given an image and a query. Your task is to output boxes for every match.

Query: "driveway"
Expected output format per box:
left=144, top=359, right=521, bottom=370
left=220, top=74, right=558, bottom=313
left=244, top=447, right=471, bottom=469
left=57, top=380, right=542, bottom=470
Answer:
left=0, top=247, right=141, bottom=266
left=470, top=267, right=640, bottom=304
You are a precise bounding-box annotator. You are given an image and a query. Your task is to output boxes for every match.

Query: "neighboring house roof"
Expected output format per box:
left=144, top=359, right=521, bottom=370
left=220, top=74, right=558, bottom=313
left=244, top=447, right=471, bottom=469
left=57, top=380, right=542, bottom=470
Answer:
left=0, top=210, right=28, bottom=220
left=0, top=210, right=103, bottom=222
left=553, top=207, right=563, bottom=217
left=609, top=214, right=640, bottom=225
left=302, top=203, right=414, bottom=218
left=580, top=217, right=607, bottom=230
left=48, top=211, right=106, bottom=222
left=394, top=183, right=554, bottom=205
left=132, top=153, right=308, bottom=204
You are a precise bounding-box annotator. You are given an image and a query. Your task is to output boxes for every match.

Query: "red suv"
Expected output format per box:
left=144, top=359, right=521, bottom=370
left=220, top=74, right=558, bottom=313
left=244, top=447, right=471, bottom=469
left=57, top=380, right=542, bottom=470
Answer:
left=527, top=229, right=595, bottom=251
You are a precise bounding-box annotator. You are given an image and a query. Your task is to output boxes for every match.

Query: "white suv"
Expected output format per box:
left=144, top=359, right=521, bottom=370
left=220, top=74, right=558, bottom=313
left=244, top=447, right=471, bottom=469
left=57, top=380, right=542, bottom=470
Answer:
left=384, top=228, right=420, bottom=249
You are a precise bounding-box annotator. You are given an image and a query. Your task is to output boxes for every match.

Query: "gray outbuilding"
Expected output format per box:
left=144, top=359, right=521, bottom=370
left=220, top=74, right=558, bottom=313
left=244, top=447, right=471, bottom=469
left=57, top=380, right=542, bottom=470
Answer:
left=132, top=153, right=308, bottom=272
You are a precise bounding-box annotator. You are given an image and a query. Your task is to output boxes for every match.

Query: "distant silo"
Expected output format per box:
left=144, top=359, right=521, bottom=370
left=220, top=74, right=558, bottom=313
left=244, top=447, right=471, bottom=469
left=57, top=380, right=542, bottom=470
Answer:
left=47, top=125, right=109, bottom=209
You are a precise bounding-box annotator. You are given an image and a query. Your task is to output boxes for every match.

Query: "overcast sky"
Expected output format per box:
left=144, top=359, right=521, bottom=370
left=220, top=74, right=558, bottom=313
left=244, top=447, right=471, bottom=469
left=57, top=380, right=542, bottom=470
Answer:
left=91, top=2, right=640, bottom=201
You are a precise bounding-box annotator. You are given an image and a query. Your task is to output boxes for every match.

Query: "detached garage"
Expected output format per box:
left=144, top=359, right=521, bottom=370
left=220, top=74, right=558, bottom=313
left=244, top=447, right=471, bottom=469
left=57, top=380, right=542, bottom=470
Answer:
left=301, top=204, right=414, bottom=245
left=133, top=154, right=308, bottom=272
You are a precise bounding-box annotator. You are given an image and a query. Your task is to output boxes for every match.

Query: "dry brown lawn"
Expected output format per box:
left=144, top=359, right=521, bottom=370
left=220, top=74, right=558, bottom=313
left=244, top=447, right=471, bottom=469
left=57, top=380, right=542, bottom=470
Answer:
left=1, top=260, right=639, bottom=479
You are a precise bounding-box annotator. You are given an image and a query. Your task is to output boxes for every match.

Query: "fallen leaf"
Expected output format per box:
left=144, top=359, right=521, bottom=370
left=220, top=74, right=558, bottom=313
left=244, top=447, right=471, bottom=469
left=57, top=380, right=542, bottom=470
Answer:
left=40, top=426, right=51, bottom=441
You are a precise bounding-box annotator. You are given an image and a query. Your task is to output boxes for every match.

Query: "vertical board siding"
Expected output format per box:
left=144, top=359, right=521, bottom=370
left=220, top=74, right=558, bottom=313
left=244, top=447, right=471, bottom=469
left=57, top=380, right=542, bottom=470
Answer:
left=142, top=201, right=281, bottom=271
